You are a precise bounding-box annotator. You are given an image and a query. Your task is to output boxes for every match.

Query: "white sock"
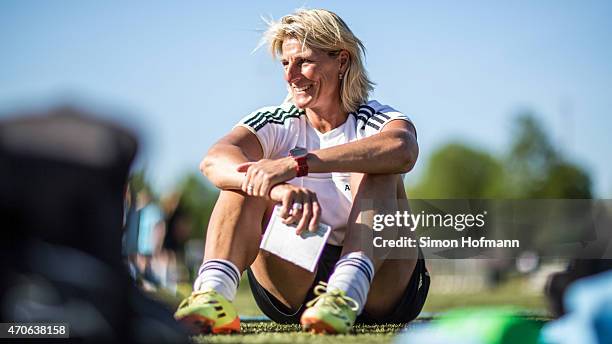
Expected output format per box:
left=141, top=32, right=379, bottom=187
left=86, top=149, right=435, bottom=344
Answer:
left=193, top=259, right=241, bottom=301
left=326, top=252, right=374, bottom=314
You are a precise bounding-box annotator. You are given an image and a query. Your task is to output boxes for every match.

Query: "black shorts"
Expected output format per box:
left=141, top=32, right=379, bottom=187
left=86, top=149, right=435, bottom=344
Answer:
left=247, top=244, right=430, bottom=324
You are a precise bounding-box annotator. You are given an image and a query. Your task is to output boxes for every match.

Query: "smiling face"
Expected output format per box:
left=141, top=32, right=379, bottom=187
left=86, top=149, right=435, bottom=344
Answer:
left=281, top=38, right=346, bottom=112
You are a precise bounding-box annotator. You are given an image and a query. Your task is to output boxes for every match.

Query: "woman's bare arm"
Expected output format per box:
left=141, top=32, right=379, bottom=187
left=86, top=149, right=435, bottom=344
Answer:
left=239, top=120, right=418, bottom=197
left=200, top=127, right=263, bottom=190
left=308, top=120, right=418, bottom=174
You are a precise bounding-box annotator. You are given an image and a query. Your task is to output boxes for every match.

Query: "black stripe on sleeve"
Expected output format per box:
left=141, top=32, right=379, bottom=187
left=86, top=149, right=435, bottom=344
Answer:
left=253, top=107, right=301, bottom=131
left=358, top=108, right=373, bottom=118
left=362, top=105, right=377, bottom=115
left=375, top=112, right=390, bottom=120
left=366, top=121, right=380, bottom=130
left=370, top=116, right=385, bottom=124
left=249, top=106, right=286, bottom=130
left=254, top=111, right=298, bottom=130
left=355, top=114, right=368, bottom=122
left=244, top=112, right=265, bottom=127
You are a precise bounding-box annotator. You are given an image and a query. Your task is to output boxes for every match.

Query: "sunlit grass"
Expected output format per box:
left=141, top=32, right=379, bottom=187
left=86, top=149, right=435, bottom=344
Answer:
left=154, top=276, right=549, bottom=344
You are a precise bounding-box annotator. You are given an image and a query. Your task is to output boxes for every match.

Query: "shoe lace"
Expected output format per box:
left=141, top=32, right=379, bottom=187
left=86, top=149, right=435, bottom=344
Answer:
left=177, top=289, right=218, bottom=309
left=305, top=282, right=359, bottom=313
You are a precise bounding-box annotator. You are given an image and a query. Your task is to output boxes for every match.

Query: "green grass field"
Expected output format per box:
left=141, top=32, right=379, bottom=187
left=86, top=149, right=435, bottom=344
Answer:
left=154, top=275, right=550, bottom=344
left=192, top=323, right=411, bottom=344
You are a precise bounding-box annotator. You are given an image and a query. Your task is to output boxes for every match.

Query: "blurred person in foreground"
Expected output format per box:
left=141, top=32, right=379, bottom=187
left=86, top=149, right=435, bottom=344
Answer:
left=0, top=106, right=186, bottom=342
left=175, top=8, right=429, bottom=334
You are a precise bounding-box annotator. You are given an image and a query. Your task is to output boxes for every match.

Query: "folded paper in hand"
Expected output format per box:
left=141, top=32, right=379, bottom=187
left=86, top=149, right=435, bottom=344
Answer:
left=260, top=205, right=331, bottom=272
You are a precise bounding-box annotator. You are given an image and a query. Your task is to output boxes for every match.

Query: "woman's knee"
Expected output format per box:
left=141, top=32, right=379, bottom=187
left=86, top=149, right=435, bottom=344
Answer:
left=211, top=191, right=273, bottom=223
left=352, top=173, right=399, bottom=187
left=350, top=173, right=400, bottom=199
left=204, top=191, right=275, bottom=266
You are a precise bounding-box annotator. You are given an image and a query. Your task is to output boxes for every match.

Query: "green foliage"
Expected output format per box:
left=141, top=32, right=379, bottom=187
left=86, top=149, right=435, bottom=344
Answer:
left=175, top=172, right=219, bottom=239
left=409, top=143, right=505, bottom=198
left=505, top=112, right=591, bottom=198
left=532, top=162, right=591, bottom=198
left=409, top=111, right=592, bottom=199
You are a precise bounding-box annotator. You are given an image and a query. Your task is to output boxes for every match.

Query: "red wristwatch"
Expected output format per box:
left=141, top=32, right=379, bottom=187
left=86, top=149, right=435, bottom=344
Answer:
left=289, top=147, right=309, bottom=177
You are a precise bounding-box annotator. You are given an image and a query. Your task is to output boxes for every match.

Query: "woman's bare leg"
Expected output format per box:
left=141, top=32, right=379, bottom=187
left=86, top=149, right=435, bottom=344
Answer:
left=203, top=190, right=315, bottom=310
left=203, top=190, right=266, bottom=271
left=343, top=173, right=418, bottom=318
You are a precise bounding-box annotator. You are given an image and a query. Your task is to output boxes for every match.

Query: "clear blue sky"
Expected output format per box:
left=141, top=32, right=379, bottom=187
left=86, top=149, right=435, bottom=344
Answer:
left=1, top=1, right=611, bottom=196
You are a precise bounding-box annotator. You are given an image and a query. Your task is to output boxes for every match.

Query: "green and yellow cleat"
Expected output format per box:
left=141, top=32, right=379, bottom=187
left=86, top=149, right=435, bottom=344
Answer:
left=174, top=289, right=240, bottom=334
left=300, top=282, right=359, bottom=334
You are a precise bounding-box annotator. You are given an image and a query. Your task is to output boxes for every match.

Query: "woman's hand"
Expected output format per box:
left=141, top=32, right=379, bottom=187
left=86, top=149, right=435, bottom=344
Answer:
left=237, top=157, right=297, bottom=197
left=269, top=183, right=321, bottom=235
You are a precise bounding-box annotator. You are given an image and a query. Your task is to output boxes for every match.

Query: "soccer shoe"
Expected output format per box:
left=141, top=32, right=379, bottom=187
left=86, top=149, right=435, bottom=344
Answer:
left=300, top=282, right=359, bottom=334
left=174, top=289, right=240, bottom=334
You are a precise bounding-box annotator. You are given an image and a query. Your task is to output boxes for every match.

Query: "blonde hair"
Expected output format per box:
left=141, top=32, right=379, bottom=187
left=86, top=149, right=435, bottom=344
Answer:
left=262, top=8, right=374, bottom=114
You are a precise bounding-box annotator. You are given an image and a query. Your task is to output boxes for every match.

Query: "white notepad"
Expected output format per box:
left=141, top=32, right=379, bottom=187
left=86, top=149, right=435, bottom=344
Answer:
left=260, top=205, right=332, bottom=272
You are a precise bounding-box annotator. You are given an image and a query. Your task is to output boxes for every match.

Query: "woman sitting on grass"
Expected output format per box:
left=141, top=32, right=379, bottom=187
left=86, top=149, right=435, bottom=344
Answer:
left=175, top=8, right=429, bottom=334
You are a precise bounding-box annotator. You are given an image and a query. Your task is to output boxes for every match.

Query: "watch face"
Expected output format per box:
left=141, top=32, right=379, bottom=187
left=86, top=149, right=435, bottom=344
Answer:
left=290, top=147, right=308, bottom=158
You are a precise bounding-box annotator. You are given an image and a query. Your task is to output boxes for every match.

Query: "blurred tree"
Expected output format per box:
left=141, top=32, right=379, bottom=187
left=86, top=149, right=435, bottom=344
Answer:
left=405, top=112, right=593, bottom=287
left=408, top=112, right=592, bottom=199
left=506, top=112, right=592, bottom=199
left=408, top=142, right=505, bottom=198
left=530, top=162, right=592, bottom=198
left=174, top=173, right=219, bottom=240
